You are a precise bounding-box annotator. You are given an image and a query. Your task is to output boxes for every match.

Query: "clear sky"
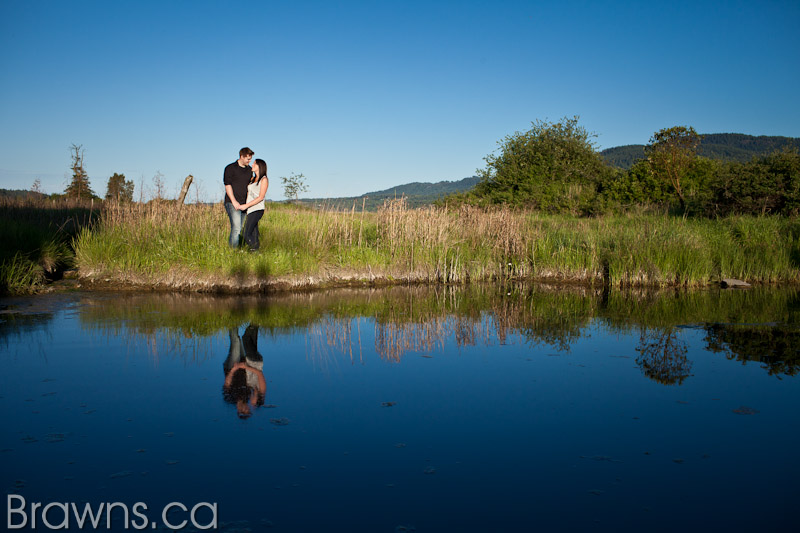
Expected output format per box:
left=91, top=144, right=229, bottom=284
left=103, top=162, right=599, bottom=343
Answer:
left=1, top=0, right=798, bottom=201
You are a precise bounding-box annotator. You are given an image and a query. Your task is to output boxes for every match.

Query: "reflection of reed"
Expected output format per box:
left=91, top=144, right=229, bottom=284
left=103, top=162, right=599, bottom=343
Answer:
left=375, top=319, right=448, bottom=362
left=307, top=316, right=362, bottom=368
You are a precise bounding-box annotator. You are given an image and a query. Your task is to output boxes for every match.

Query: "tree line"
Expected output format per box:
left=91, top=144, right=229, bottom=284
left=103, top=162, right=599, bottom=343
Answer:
left=445, top=117, right=800, bottom=217
left=37, top=144, right=309, bottom=204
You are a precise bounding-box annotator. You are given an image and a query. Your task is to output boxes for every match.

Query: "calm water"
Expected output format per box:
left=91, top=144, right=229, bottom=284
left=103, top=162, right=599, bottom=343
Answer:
left=1, top=285, right=798, bottom=532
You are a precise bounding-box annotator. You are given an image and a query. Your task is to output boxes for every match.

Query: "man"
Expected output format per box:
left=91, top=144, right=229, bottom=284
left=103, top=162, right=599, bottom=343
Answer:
left=223, top=147, right=254, bottom=248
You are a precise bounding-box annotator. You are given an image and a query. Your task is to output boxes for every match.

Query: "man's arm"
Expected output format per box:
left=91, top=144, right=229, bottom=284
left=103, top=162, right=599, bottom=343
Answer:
left=225, top=184, right=241, bottom=210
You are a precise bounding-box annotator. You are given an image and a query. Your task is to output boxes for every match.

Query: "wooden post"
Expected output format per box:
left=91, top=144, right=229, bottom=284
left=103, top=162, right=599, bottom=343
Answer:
left=178, top=174, right=194, bottom=206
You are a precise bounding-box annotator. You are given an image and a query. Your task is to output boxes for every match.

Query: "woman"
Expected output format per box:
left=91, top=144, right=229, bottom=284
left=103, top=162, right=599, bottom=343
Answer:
left=222, top=325, right=266, bottom=419
left=239, top=158, right=269, bottom=251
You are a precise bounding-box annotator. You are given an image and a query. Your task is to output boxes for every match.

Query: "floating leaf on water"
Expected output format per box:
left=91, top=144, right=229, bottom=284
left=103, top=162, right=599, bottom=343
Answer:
left=110, top=471, right=133, bottom=479
left=265, top=404, right=278, bottom=408
left=1, top=448, right=13, bottom=453
left=270, top=418, right=290, bottom=426
left=423, top=467, right=436, bottom=475
left=394, top=443, right=407, bottom=448
left=135, top=449, right=146, bottom=453
left=732, top=406, right=759, bottom=415
left=676, top=401, right=689, bottom=404
left=421, top=355, right=433, bottom=359
left=381, top=402, right=397, bottom=407
left=166, top=460, right=179, bottom=465
left=41, top=392, right=58, bottom=397
left=21, top=435, right=37, bottom=444
left=164, top=432, right=175, bottom=437
left=672, top=458, right=684, bottom=464
left=396, top=525, right=417, bottom=532
left=83, top=410, right=96, bottom=415
left=587, top=489, right=604, bottom=496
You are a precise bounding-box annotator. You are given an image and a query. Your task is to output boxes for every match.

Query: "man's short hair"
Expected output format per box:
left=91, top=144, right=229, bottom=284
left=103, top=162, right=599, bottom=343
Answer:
left=239, top=147, right=254, bottom=158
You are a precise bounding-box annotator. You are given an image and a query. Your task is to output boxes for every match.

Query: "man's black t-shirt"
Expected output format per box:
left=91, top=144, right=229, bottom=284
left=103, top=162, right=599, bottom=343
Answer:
left=223, top=161, right=252, bottom=204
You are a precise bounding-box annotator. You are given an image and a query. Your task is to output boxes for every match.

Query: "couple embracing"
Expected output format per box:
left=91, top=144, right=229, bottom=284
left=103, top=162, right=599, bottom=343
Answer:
left=223, top=147, right=269, bottom=251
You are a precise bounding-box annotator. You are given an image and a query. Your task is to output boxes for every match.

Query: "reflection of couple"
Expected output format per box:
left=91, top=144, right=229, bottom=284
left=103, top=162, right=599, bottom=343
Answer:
left=223, top=324, right=266, bottom=419
left=223, top=147, right=269, bottom=250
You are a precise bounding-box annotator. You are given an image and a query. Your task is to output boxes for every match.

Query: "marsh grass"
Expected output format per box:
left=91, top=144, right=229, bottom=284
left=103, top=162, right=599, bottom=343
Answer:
left=0, top=197, right=95, bottom=293
left=72, top=198, right=800, bottom=290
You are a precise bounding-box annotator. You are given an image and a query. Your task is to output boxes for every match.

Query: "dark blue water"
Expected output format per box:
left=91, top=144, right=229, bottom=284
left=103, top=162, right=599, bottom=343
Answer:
left=1, top=287, right=798, bottom=531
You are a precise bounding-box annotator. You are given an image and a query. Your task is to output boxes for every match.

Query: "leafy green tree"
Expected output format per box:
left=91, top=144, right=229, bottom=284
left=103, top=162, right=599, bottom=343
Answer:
left=468, top=116, right=611, bottom=214
left=709, top=148, right=800, bottom=216
left=281, top=172, right=308, bottom=202
left=597, top=160, right=671, bottom=212
left=64, top=144, right=97, bottom=200
left=645, top=126, right=701, bottom=212
left=105, top=173, right=135, bottom=203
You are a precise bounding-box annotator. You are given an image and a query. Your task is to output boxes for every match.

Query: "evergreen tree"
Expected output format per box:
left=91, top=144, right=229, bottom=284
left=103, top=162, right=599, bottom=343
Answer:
left=64, top=144, right=96, bottom=200
left=105, top=172, right=135, bottom=202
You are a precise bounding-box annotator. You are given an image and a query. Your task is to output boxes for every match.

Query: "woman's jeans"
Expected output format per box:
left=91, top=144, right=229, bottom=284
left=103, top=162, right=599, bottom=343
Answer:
left=224, top=202, right=246, bottom=248
left=243, top=210, right=263, bottom=250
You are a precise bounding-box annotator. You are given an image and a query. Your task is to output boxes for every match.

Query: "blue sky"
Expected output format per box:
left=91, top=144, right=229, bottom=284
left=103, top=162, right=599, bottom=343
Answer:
left=1, top=0, right=798, bottom=200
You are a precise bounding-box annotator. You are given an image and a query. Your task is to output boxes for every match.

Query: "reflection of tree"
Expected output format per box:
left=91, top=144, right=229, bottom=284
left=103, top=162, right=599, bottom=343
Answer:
left=704, top=324, right=800, bottom=377
left=635, top=327, right=692, bottom=385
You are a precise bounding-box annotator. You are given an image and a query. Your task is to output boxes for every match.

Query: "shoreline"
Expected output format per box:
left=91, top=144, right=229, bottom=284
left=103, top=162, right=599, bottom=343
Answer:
left=34, top=267, right=782, bottom=296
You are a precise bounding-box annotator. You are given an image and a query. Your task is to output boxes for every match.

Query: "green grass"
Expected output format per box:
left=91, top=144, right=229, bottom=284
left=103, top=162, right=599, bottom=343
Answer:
left=0, top=198, right=90, bottom=293
left=70, top=199, right=800, bottom=290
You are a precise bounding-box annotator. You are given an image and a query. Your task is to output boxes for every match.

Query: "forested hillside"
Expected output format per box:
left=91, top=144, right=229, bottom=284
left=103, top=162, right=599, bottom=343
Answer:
left=601, top=134, right=800, bottom=169
left=300, top=176, right=480, bottom=210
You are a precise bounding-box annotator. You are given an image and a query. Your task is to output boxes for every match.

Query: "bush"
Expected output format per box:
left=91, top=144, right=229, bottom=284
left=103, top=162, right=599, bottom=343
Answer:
left=466, top=117, right=614, bottom=214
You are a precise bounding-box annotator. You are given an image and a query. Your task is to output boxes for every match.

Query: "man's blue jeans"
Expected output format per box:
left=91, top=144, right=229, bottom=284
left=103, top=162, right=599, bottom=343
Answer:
left=224, top=202, right=246, bottom=248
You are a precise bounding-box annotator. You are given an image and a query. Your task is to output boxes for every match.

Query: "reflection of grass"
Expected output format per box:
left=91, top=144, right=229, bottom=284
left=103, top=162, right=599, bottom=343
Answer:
left=72, top=199, right=800, bottom=290
left=75, top=285, right=800, bottom=378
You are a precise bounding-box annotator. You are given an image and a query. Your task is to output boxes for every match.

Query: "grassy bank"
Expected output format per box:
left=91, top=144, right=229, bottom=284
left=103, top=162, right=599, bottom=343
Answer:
left=71, top=199, right=800, bottom=291
left=0, top=197, right=97, bottom=294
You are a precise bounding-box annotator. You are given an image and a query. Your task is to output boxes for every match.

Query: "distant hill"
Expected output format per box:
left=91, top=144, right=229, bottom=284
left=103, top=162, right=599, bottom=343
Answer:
left=601, top=133, right=800, bottom=169
left=0, top=189, right=48, bottom=201
left=300, top=176, right=480, bottom=211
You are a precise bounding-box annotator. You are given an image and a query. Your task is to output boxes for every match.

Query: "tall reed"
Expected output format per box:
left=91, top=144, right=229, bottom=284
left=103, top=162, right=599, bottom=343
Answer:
left=72, top=198, right=800, bottom=291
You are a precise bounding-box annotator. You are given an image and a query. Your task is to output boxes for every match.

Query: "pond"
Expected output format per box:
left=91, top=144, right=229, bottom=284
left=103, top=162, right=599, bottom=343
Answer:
left=1, top=285, right=798, bottom=532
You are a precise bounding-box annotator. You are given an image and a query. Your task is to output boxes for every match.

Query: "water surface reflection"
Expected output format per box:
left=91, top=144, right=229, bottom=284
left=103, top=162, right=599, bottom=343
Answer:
left=1, top=285, right=798, bottom=531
